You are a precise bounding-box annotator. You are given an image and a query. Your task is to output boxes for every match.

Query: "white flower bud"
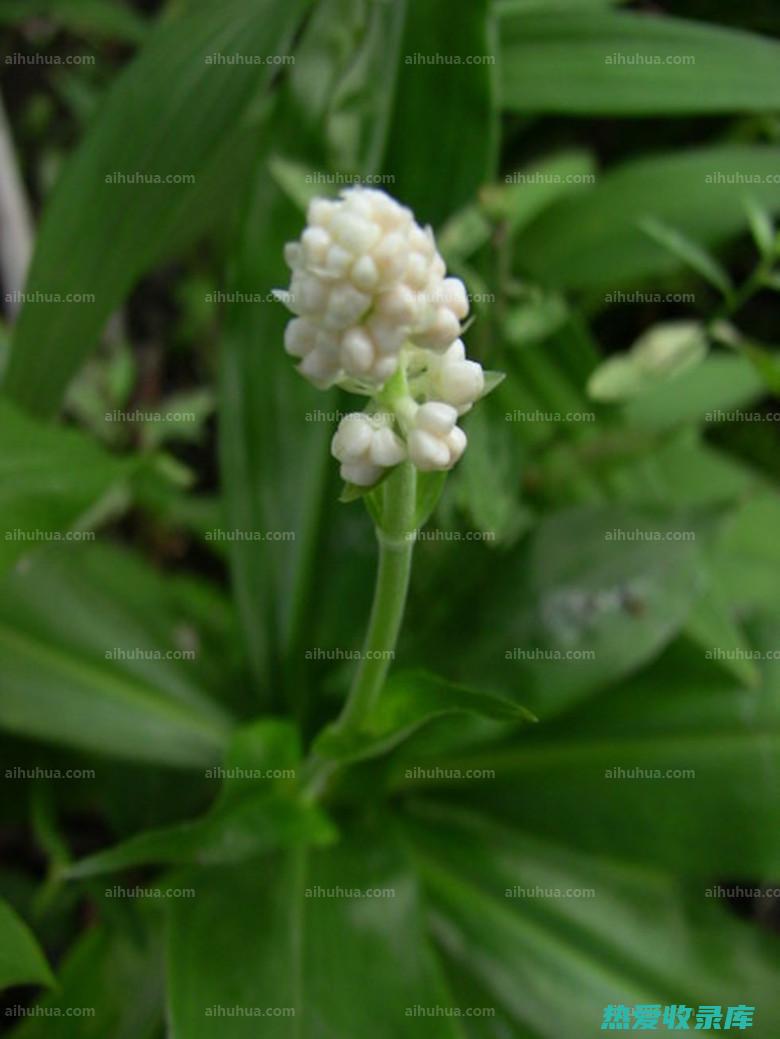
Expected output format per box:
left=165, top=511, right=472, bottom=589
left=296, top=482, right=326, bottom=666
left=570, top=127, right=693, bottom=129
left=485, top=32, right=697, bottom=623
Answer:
left=324, top=245, right=353, bottom=278
left=376, top=284, right=418, bottom=325
left=350, top=255, right=380, bottom=292
left=331, top=212, right=381, bottom=254
left=414, top=306, right=462, bottom=352
left=284, top=317, right=317, bottom=359
left=432, top=341, right=485, bottom=414
left=301, top=226, right=331, bottom=266
left=281, top=187, right=482, bottom=403
left=407, top=402, right=466, bottom=472
left=340, top=328, right=375, bottom=376
left=322, top=283, right=371, bottom=331
left=440, top=277, right=469, bottom=320
left=416, top=401, right=458, bottom=435
left=284, top=242, right=302, bottom=269
left=331, top=412, right=406, bottom=486
left=307, top=198, right=337, bottom=227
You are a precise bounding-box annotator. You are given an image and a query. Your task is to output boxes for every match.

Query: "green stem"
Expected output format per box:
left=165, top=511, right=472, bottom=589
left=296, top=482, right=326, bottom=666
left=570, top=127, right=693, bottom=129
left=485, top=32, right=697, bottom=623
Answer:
left=302, top=461, right=417, bottom=800
left=337, top=462, right=417, bottom=731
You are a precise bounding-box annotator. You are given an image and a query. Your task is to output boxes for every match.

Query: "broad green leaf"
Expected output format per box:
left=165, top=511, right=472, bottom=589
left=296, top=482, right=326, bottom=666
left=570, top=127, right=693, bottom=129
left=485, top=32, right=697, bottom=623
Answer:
left=3, top=0, right=310, bottom=416
left=384, top=0, right=498, bottom=227
left=0, top=899, right=54, bottom=991
left=11, top=917, right=164, bottom=1039
left=0, top=545, right=231, bottom=767
left=405, top=806, right=780, bottom=1036
left=0, top=398, right=131, bottom=575
left=516, top=146, right=780, bottom=291
left=603, top=431, right=766, bottom=509
left=401, top=624, right=780, bottom=877
left=498, top=12, right=780, bottom=114
left=315, top=671, right=534, bottom=764
left=168, top=828, right=462, bottom=1038
left=622, top=353, right=764, bottom=431
left=684, top=573, right=761, bottom=688
left=715, top=495, right=780, bottom=614
left=66, top=721, right=334, bottom=876
left=451, top=505, right=708, bottom=716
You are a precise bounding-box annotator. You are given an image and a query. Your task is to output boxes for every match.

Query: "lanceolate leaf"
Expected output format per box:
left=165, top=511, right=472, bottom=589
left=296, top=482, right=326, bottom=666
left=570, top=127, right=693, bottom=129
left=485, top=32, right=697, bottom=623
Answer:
left=11, top=917, right=164, bottom=1039
left=168, top=827, right=462, bottom=1038
left=0, top=545, right=231, bottom=767
left=404, top=806, right=780, bottom=1037
left=0, top=899, right=54, bottom=991
left=314, top=670, right=534, bottom=764
left=3, top=0, right=310, bottom=417
left=0, top=398, right=131, bottom=576
left=498, top=11, right=780, bottom=115
left=516, top=146, right=780, bottom=291
left=66, top=722, right=335, bottom=876
left=396, top=628, right=780, bottom=876
left=384, top=0, right=498, bottom=227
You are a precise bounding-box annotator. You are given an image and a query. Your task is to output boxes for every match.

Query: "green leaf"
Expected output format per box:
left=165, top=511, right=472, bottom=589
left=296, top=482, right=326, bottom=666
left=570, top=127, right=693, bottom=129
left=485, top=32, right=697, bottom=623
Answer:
left=684, top=574, right=761, bottom=688
left=168, top=827, right=462, bottom=1038
left=0, top=545, right=231, bottom=767
left=743, top=195, right=776, bottom=259
left=66, top=721, right=335, bottom=877
left=384, top=0, right=498, bottom=227
left=517, top=145, right=780, bottom=291
left=3, top=0, right=310, bottom=417
left=588, top=321, right=709, bottom=403
left=315, top=670, right=534, bottom=764
left=0, top=899, right=54, bottom=991
left=414, top=471, right=447, bottom=529
left=716, top=494, right=780, bottom=614
left=452, top=397, right=530, bottom=544
left=452, top=505, right=708, bottom=717
left=0, top=0, right=148, bottom=43
left=11, top=916, right=164, bottom=1039
left=639, top=217, right=732, bottom=296
left=622, top=353, right=764, bottom=432
left=404, top=806, right=780, bottom=1036
left=404, top=623, right=780, bottom=876
left=479, top=150, right=596, bottom=233
left=498, top=11, right=780, bottom=114
left=0, top=398, right=131, bottom=575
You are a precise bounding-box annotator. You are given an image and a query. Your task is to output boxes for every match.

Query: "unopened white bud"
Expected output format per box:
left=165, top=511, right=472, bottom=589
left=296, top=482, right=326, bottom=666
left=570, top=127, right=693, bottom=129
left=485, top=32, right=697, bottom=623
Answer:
left=407, top=402, right=466, bottom=472
left=331, top=412, right=406, bottom=486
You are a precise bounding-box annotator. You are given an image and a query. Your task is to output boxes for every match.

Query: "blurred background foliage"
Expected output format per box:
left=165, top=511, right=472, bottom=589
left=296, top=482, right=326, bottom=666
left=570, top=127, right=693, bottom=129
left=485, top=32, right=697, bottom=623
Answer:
left=1, top=0, right=780, bottom=1036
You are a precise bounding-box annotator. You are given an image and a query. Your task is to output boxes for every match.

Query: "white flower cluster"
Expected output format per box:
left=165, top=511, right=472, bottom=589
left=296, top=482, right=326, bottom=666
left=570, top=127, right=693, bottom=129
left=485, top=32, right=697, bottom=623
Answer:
left=279, top=187, right=490, bottom=486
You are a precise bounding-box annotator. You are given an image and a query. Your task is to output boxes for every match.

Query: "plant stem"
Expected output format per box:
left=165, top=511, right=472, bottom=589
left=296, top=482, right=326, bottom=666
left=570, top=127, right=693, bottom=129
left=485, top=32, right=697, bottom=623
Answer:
left=337, top=461, right=417, bottom=731
left=302, top=461, right=417, bottom=800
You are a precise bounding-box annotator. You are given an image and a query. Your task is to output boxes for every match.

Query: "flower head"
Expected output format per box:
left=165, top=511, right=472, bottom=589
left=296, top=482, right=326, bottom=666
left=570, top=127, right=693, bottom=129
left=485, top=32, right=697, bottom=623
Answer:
left=279, top=187, right=496, bottom=487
